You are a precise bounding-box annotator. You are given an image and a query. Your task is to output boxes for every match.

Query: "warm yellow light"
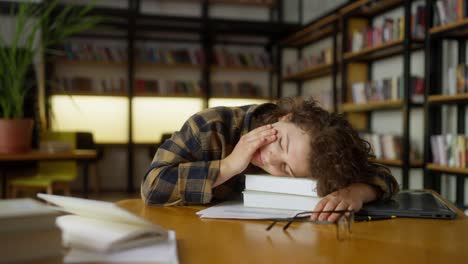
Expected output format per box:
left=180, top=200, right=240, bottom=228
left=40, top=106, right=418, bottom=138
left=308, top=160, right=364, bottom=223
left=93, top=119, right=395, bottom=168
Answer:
left=132, top=97, right=204, bottom=143
left=208, top=98, right=271, bottom=108
left=50, top=96, right=129, bottom=143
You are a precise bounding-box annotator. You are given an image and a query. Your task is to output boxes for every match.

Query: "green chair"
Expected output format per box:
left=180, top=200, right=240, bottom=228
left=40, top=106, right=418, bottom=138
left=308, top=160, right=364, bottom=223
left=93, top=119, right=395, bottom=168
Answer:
left=8, top=131, right=77, bottom=198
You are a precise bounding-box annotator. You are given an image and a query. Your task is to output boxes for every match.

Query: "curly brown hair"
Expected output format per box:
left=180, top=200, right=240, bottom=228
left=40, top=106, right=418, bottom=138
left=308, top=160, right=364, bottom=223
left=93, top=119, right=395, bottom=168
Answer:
left=259, top=97, right=399, bottom=198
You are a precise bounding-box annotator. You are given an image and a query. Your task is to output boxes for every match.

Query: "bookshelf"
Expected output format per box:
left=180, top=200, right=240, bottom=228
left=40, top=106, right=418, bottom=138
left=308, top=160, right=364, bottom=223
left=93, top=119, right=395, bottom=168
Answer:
left=339, top=0, right=426, bottom=189
left=279, top=3, right=347, bottom=112
left=424, top=0, right=468, bottom=208
left=39, top=0, right=299, bottom=193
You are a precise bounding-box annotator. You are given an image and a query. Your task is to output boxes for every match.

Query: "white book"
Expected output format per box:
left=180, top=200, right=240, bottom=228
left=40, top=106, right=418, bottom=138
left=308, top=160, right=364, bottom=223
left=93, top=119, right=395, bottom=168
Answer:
left=245, top=174, right=317, bottom=197
left=37, top=193, right=168, bottom=253
left=0, top=198, right=59, bottom=233
left=64, top=231, right=179, bottom=264
left=243, top=190, right=321, bottom=211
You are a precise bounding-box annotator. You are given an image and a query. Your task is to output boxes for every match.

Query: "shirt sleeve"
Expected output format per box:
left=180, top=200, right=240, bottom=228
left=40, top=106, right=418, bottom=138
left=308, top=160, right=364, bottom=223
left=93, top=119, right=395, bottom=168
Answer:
left=364, top=164, right=400, bottom=200
left=140, top=119, right=221, bottom=206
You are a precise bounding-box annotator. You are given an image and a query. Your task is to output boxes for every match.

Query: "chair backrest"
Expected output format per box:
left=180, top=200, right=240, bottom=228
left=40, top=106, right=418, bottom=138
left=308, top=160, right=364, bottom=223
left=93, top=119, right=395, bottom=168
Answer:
left=38, top=131, right=77, bottom=181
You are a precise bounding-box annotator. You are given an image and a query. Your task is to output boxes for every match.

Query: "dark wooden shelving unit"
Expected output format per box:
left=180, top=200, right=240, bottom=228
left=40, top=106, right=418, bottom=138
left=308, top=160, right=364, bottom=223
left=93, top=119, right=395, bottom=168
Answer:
left=279, top=2, right=349, bottom=113
left=340, top=0, right=422, bottom=184
left=423, top=0, right=468, bottom=208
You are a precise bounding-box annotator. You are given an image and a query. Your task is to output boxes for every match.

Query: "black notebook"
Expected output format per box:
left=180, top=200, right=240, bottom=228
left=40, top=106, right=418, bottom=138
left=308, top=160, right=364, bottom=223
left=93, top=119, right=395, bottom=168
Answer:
left=357, top=190, right=457, bottom=219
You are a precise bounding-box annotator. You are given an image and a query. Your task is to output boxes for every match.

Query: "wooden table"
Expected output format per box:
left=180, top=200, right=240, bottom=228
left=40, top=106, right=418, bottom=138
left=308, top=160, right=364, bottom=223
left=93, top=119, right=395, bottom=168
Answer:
left=0, top=150, right=97, bottom=198
left=118, top=195, right=468, bottom=264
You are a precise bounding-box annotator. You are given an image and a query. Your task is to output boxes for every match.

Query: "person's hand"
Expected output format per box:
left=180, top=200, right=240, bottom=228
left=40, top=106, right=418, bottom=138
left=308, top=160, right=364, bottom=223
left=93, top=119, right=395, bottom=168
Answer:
left=215, top=124, right=276, bottom=187
left=310, top=183, right=378, bottom=222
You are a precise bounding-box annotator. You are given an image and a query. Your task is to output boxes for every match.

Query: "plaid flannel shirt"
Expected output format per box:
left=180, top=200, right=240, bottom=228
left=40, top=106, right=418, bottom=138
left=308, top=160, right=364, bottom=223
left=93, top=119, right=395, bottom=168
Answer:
left=141, top=103, right=399, bottom=206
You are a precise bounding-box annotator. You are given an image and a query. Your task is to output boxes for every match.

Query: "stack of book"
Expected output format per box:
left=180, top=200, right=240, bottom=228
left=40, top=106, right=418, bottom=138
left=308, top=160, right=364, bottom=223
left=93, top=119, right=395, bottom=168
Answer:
left=0, top=198, right=63, bottom=264
left=37, top=194, right=179, bottom=264
left=243, top=174, right=320, bottom=211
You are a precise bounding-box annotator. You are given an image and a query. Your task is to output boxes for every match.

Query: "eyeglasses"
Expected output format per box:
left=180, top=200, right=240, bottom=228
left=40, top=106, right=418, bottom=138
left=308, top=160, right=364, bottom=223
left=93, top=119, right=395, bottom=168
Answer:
left=266, top=210, right=354, bottom=240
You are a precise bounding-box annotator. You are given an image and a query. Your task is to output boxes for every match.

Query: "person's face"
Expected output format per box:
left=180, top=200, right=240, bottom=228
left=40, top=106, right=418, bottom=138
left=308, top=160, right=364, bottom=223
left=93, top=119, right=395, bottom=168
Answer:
left=250, top=117, right=311, bottom=177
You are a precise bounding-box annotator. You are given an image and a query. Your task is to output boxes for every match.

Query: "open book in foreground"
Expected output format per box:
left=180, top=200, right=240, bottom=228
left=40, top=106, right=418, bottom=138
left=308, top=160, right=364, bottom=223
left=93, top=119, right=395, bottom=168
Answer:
left=37, top=193, right=168, bottom=253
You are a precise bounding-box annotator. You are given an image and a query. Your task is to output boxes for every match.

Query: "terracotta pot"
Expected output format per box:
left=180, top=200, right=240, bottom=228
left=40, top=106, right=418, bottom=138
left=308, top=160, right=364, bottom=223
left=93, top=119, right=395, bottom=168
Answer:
left=0, top=118, right=34, bottom=154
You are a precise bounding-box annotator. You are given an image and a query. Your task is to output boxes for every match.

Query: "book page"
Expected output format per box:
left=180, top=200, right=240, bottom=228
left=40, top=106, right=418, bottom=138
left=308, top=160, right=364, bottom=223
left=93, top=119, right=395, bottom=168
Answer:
left=57, top=215, right=165, bottom=252
left=37, top=194, right=168, bottom=242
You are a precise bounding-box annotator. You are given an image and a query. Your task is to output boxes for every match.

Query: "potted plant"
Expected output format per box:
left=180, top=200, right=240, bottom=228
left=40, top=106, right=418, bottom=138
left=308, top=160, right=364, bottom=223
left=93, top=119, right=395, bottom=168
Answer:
left=0, top=0, right=101, bottom=153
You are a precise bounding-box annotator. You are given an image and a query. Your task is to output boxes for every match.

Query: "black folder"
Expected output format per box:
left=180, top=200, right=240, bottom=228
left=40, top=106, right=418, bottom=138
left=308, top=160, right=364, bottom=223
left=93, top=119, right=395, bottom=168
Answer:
left=357, top=190, right=457, bottom=219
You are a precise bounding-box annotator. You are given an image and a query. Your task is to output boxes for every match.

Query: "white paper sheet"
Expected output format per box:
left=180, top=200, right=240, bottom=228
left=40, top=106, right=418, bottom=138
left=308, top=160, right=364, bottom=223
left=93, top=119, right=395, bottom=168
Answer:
left=64, top=230, right=179, bottom=264
left=196, top=200, right=301, bottom=219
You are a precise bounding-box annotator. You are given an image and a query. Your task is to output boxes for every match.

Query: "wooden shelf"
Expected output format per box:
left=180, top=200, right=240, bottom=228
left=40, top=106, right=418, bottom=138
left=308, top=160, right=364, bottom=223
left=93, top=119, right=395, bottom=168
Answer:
left=339, top=0, right=403, bottom=17
left=427, top=163, right=468, bottom=175
left=210, top=95, right=271, bottom=100
left=282, top=63, right=333, bottom=82
left=372, top=158, right=423, bottom=168
left=430, top=18, right=468, bottom=38
left=154, top=0, right=277, bottom=8
left=210, top=0, right=276, bottom=8
left=281, top=14, right=338, bottom=47
left=428, top=93, right=468, bottom=105
left=54, top=59, right=126, bottom=67
left=344, top=39, right=424, bottom=62
left=50, top=91, right=127, bottom=97
left=211, top=66, right=271, bottom=72
left=136, top=63, right=201, bottom=70
left=133, top=93, right=203, bottom=98
left=341, top=100, right=403, bottom=112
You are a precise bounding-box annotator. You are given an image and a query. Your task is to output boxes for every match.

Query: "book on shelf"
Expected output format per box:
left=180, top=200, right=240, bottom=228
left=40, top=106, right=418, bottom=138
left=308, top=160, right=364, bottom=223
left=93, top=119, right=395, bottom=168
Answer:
left=433, top=0, right=468, bottom=27
left=446, top=64, right=468, bottom=95
left=213, top=48, right=270, bottom=69
left=0, top=198, right=63, bottom=264
left=243, top=174, right=319, bottom=211
left=37, top=193, right=169, bottom=253
left=430, top=134, right=468, bottom=168
left=283, top=47, right=333, bottom=77
left=350, top=76, right=424, bottom=104
left=349, top=5, right=426, bottom=52
left=360, top=133, right=423, bottom=161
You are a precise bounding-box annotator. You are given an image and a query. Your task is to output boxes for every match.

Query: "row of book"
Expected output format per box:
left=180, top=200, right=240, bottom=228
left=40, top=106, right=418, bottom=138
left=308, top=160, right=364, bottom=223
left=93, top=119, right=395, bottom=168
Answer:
left=55, top=76, right=127, bottom=94
left=360, top=133, right=420, bottom=161
left=433, top=0, right=468, bottom=26
left=446, top=64, right=468, bottom=95
left=59, top=43, right=271, bottom=69
left=349, top=5, right=426, bottom=52
left=430, top=134, right=468, bottom=168
left=283, top=47, right=333, bottom=77
left=53, top=76, right=264, bottom=97
left=136, top=46, right=205, bottom=65
left=60, top=43, right=127, bottom=62
left=213, top=49, right=271, bottom=69
left=135, top=79, right=204, bottom=96
left=351, top=76, right=425, bottom=104
left=211, top=81, right=264, bottom=97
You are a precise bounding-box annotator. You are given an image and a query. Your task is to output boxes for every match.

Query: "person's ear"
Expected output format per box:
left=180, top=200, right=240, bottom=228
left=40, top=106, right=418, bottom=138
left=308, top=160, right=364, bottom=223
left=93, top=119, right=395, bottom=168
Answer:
left=279, top=113, right=292, bottom=121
